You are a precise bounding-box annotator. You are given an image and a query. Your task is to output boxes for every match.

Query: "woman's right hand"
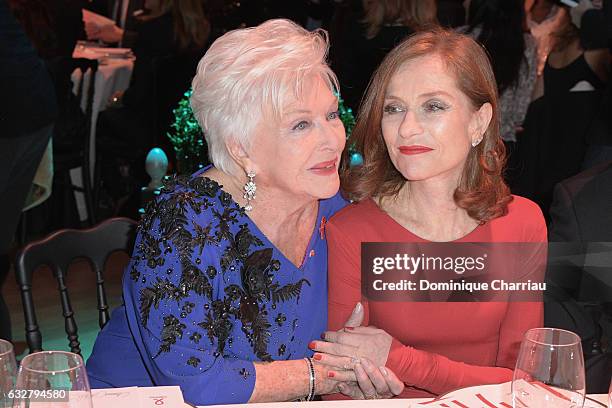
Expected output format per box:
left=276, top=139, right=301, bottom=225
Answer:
left=312, top=301, right=403, bottom=399
left=313, top=357, right=404, bottom=398
left=312, top=359, right=355, bottom=395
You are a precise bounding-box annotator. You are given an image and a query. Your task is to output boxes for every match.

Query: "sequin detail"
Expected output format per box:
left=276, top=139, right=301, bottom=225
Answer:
left=135, top=175, right=311, bottom=365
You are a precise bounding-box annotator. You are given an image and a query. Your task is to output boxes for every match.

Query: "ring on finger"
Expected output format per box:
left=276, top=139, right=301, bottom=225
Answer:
left=343, top=357, right=361, bottom=370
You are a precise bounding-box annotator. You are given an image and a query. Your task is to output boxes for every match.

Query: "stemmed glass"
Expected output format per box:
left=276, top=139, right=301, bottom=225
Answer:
left=607, top=377, right=611, bottom=408
left=13, top=351, right=92, bottom=408
left=512, top=328, right=586, bottom=408
left=0, top=339, right=17, bottom=408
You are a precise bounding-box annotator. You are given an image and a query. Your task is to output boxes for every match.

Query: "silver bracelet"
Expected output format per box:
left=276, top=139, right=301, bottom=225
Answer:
left=304, top=357, right=315, bottom=401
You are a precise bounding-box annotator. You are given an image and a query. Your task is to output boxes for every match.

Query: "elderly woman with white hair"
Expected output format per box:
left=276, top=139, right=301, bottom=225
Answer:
left=86, top=19, right=403, bottom=405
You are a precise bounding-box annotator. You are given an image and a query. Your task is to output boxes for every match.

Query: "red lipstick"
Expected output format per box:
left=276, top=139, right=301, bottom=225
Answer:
left=398, top=145, right=433, bottom=155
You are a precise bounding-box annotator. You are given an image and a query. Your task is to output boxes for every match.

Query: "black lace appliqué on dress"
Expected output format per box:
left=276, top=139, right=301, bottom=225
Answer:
left=135, top=175, right=310, bottom=366
left=187, top=356, right=201, bottom=367
left=156, top=314, right=186, bottom=357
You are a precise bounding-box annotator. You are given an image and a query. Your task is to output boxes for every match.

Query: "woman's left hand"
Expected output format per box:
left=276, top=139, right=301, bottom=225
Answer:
left=337, top=358, right=404, bottom=399
left=311, top=326, right=393, bottom=368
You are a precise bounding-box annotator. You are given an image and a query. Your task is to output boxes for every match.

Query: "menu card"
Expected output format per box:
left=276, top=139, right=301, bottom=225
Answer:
left=91, top=386, right=187, bottom=408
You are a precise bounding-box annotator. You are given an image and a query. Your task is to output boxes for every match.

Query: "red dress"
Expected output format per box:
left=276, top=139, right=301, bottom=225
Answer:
left=326, top=195, right=547, bottom=398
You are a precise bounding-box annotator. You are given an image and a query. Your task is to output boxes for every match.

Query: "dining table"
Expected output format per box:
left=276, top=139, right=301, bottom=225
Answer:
left=206, top=395, right=608, bottom=408
left=87, top=383, right=610, bottom=408
left=68, top=41, right=135, bottom=221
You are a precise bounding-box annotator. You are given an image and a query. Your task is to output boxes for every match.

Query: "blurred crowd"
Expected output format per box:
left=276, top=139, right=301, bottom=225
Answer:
left=3, top=0, right=611, bottom=217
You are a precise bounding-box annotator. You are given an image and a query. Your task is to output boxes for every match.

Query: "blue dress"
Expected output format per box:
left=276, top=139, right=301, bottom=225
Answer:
left=86, top=168, right=347, bottom=405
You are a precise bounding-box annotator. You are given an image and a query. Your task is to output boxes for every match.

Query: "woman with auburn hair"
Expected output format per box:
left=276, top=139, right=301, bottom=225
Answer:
left=310, top=28, right=547, bottom=399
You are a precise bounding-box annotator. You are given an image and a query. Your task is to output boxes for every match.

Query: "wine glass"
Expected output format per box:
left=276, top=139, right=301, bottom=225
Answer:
left=512, top=328, right=585, bottom=408
left=0, top=339, right=17, bottom=408
left=13, top=351, right=92, bottom=408
left=607, top=376, right=611, bottom=408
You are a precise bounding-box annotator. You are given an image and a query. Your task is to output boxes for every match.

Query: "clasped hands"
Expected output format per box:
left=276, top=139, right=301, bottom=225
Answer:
left=310, top=303, right=404, bottom=399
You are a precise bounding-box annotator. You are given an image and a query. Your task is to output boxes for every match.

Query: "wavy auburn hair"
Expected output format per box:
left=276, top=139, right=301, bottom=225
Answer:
left=341, top=28, right=512, bottom=223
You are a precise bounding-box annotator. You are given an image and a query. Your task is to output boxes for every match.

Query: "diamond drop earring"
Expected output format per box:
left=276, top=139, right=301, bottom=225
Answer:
left=243, top=171, right=256, bottom=211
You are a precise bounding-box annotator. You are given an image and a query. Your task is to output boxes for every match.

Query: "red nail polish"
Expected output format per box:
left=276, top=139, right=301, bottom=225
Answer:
left=313, top=354, right=322, bottom=361
left=308, top=341, right=316, bottom=349
left=345, top=326, right=354, bottom=330
left=328, top=371, right=335, bottom=378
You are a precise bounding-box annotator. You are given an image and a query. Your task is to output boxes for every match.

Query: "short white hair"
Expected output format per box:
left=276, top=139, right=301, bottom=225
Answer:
left=190, top=19, right=339, bottom=176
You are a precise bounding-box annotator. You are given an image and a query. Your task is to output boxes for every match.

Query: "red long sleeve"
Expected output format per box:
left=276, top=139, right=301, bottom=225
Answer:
left=326, top=196, right=546, bottom=398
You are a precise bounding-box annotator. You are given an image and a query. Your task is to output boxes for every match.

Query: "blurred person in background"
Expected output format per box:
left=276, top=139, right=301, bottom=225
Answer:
left=94, top=0, right=210, bottom=212
left=459, top=0, right=538, bottom=183
left=84, top=0, right=145, bottom=41
left=526, top=0, right=568, bottom=75
left=331, top=0, right=438, bottom=112
left=7, top=0, right=92, bottom=232
left=7, top=0, right=85, bottom=59
left=86, top=0, right=316, bottom=46
left=569, top=0, right=612, bottom=168
left=0, top=0, right=57, bottom=342
left=107, top=0, right=211, bottom=106
left=541, top=2, right=608, bottom=96
left=546, top=160, right=612, bottom=393
left=515, top=1, right=609, bottom=220
left=538, top=0, right=612, bottom=394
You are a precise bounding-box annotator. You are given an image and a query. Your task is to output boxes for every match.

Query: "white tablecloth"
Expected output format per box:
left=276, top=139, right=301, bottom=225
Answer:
left=70, top=43, right=134, bottom=220
left=203, top=381, right=610, bottom=408
left=202, top=395, right=609, bottom=408
left=72, top=43, right=134, bottom=150
left=83, top=385, right=612, bottom=408
left=22, top=138, right=53, bottom=212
